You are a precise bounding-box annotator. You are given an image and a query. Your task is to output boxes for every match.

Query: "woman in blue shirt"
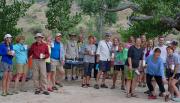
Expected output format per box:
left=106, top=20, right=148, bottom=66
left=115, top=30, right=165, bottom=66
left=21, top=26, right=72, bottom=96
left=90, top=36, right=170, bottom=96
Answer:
left=146, top=48, right=167, bottom=99
left=0, top=34, right=14, bottom=96
left=13, top=35, right=28, bottom=93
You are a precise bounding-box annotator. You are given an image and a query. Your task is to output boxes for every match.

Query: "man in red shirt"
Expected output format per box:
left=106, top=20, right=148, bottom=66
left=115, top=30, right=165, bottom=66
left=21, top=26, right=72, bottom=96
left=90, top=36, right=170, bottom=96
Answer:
left=29, top=33, right=50, bottom=95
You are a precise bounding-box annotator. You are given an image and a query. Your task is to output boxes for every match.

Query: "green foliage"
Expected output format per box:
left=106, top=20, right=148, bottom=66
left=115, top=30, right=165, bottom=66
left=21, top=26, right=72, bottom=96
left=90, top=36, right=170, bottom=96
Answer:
left=78, top=0, right=120, bottom=25
left=119, top=0, right=180, bottom=41
left=46, top=0, right=81, bottom=35
left=0, top=0, right=33, bottom=41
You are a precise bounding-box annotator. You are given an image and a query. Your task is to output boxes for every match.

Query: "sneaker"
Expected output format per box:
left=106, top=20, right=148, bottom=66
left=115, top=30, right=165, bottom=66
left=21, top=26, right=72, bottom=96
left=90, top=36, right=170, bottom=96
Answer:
left=42, top=91, right=50, bottom=95
left=82, top=84, right=87, bottom=88
left=94, top=84, right=100, bottom=89
left=110, top=85, right=115, bottom=89
left=48, top=88, right=53, bottom=92
left=35, top=90, right=41, bottom=95
left=172, top=97, right=180, bottom=102
left=101, top=84, right=108, bottom=88
left=148, top=95, right=157, bottom=99
left=52, top=86, right=58, bottom=90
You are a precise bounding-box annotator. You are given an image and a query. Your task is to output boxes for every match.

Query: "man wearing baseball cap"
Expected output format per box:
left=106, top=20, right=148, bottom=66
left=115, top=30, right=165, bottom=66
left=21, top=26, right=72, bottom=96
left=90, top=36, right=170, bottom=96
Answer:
left=94, top=32, right=112, bottom=89
left=0, top=34, right=14, bottom=96
left=50, top=33, right=65, bottom=90
left=28, top=33, right=50, bottom=95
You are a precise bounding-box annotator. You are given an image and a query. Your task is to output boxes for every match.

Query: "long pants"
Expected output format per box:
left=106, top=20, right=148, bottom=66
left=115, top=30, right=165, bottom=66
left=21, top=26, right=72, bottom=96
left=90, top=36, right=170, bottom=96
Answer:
left=32, top=59, right=48, bottom=91
left=146, top=74, right=165, bottom=93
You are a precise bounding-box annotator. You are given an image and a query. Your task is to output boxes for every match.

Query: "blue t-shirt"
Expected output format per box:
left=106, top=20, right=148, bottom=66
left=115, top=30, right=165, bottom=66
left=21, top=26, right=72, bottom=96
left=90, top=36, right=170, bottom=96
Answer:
left=146, top=55, right=165, bottom=78
left=0, top=43, right=13, bottom=64
left=13, top=43, right=28, bottom=64
left=51, top=41, right=61, bottom=60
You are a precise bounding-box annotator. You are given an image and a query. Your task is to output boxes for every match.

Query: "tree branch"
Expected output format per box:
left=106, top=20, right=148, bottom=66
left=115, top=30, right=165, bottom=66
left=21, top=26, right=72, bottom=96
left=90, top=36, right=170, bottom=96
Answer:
left=130, top=15, right=154, bottom=21
left=100, top=3, right=139, bottom=12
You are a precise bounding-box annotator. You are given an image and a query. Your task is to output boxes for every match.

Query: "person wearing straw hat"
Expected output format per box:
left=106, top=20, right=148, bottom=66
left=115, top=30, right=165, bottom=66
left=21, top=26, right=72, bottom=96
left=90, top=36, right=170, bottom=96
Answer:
left=50, top=33, right=65, bottom=90
left=0, top=34, right=14, bottom=96
left=65, top=33, right=79, bottom=80
left=28, top=33, right=50, bottom=95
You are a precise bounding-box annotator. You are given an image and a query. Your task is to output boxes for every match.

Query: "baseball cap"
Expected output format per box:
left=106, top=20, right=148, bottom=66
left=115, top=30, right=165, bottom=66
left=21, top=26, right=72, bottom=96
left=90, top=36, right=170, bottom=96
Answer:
left=56, top=33, right=62, bottom=37
left=4, top=34, right=12, bottom=39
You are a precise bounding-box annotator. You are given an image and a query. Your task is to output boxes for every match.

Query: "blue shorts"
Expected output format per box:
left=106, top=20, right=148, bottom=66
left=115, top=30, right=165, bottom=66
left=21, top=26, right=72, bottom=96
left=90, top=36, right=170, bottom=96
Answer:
left=84, top=63, right=94, bottom=76
left=99, top=61, right=111, bottom=72
left=1, top=62, right=13, bottom=72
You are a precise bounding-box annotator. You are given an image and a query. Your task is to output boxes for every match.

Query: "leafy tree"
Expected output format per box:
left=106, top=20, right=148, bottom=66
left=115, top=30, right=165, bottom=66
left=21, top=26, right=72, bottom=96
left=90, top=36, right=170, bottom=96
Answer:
left=46, top=0, right=81, bottom=35
left=0, top=0, right=33, bottom=41
left=78, top=0, right=121, bottom=37
left=118, top=0, right=180, bottom=40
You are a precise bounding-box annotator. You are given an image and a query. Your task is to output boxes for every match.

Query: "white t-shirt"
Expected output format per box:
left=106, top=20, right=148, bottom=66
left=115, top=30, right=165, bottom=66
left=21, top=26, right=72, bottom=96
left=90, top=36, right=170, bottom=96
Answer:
left=154, top=45, right=167, bottom=63
left=96, top=40, right=112, bottom=61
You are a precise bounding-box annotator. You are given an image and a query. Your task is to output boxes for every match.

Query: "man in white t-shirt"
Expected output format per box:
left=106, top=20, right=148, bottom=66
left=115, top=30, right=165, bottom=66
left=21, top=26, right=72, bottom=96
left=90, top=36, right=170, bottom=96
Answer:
left=155, top=36, right=167, bottom=64
left=94, top=32, right=112, bottom=89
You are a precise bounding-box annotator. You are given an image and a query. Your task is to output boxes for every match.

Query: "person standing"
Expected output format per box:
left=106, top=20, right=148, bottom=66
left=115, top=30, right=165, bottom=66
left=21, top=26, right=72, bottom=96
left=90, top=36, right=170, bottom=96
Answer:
left=77, top=34, right=85, bottom=79
left=0, top=34, right=14, bottom=96
left=13, top=35, right=28, bottom=93
left=155, top=36, right=167, bottom=64
left=111, top=40, right=128, bottom=90
left=82, top=36, right=96, bottom=87
left=166, top=46, right=180, bottom=102
left=50, top=33, right=65, bottom=90
left=28, top=33, right=50, bottom=95
left=94, top=32, right=112, bottom=89
left=44, top=35, right=53, bottom=92
left=125, top=38, right=144, bottom=98
left=65, top=33, right=79, bottom=80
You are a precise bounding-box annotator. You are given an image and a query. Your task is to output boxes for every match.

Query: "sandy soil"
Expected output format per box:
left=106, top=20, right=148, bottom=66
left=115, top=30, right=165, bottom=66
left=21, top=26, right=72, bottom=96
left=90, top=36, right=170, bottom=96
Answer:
left=0, top=79, right=175, bottom=103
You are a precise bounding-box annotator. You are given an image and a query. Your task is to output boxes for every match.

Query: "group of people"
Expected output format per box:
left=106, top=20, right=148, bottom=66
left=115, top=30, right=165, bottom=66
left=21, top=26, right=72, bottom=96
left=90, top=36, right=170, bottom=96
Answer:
left=0, top=32, right=180, bottom=102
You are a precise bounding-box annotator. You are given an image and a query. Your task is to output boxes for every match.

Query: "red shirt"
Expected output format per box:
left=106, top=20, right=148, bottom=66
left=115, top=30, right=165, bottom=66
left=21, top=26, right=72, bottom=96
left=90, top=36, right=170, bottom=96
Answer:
left=29, top=42, right=49, bottom=59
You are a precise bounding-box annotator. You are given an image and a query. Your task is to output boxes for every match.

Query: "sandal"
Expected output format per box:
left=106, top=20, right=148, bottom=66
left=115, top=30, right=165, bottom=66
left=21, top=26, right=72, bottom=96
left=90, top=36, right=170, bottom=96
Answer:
left=126, top=93, right=131, bottom=98
left=131, top=93, right=138, bottom=98
left=1, top=92, right=7, bottom=96
left=6, top=92, right=13, bottom=95
left=165, top=94, right=170, bottom=102
left=82, top=84, right=87, bottom=88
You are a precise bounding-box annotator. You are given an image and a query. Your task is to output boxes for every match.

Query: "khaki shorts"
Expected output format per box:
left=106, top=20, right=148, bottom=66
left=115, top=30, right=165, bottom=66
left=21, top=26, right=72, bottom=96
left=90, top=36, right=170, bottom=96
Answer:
left=16, top=64, right=28, bottom=74
left=51, top=60, right=64, bottom=73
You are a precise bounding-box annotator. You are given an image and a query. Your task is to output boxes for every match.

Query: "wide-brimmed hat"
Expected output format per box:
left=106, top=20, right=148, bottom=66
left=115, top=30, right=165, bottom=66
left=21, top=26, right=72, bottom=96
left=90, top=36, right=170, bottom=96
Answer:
left=4, top=34, right=12, bottom=39
left=34, top=33, right=44, bottom=38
